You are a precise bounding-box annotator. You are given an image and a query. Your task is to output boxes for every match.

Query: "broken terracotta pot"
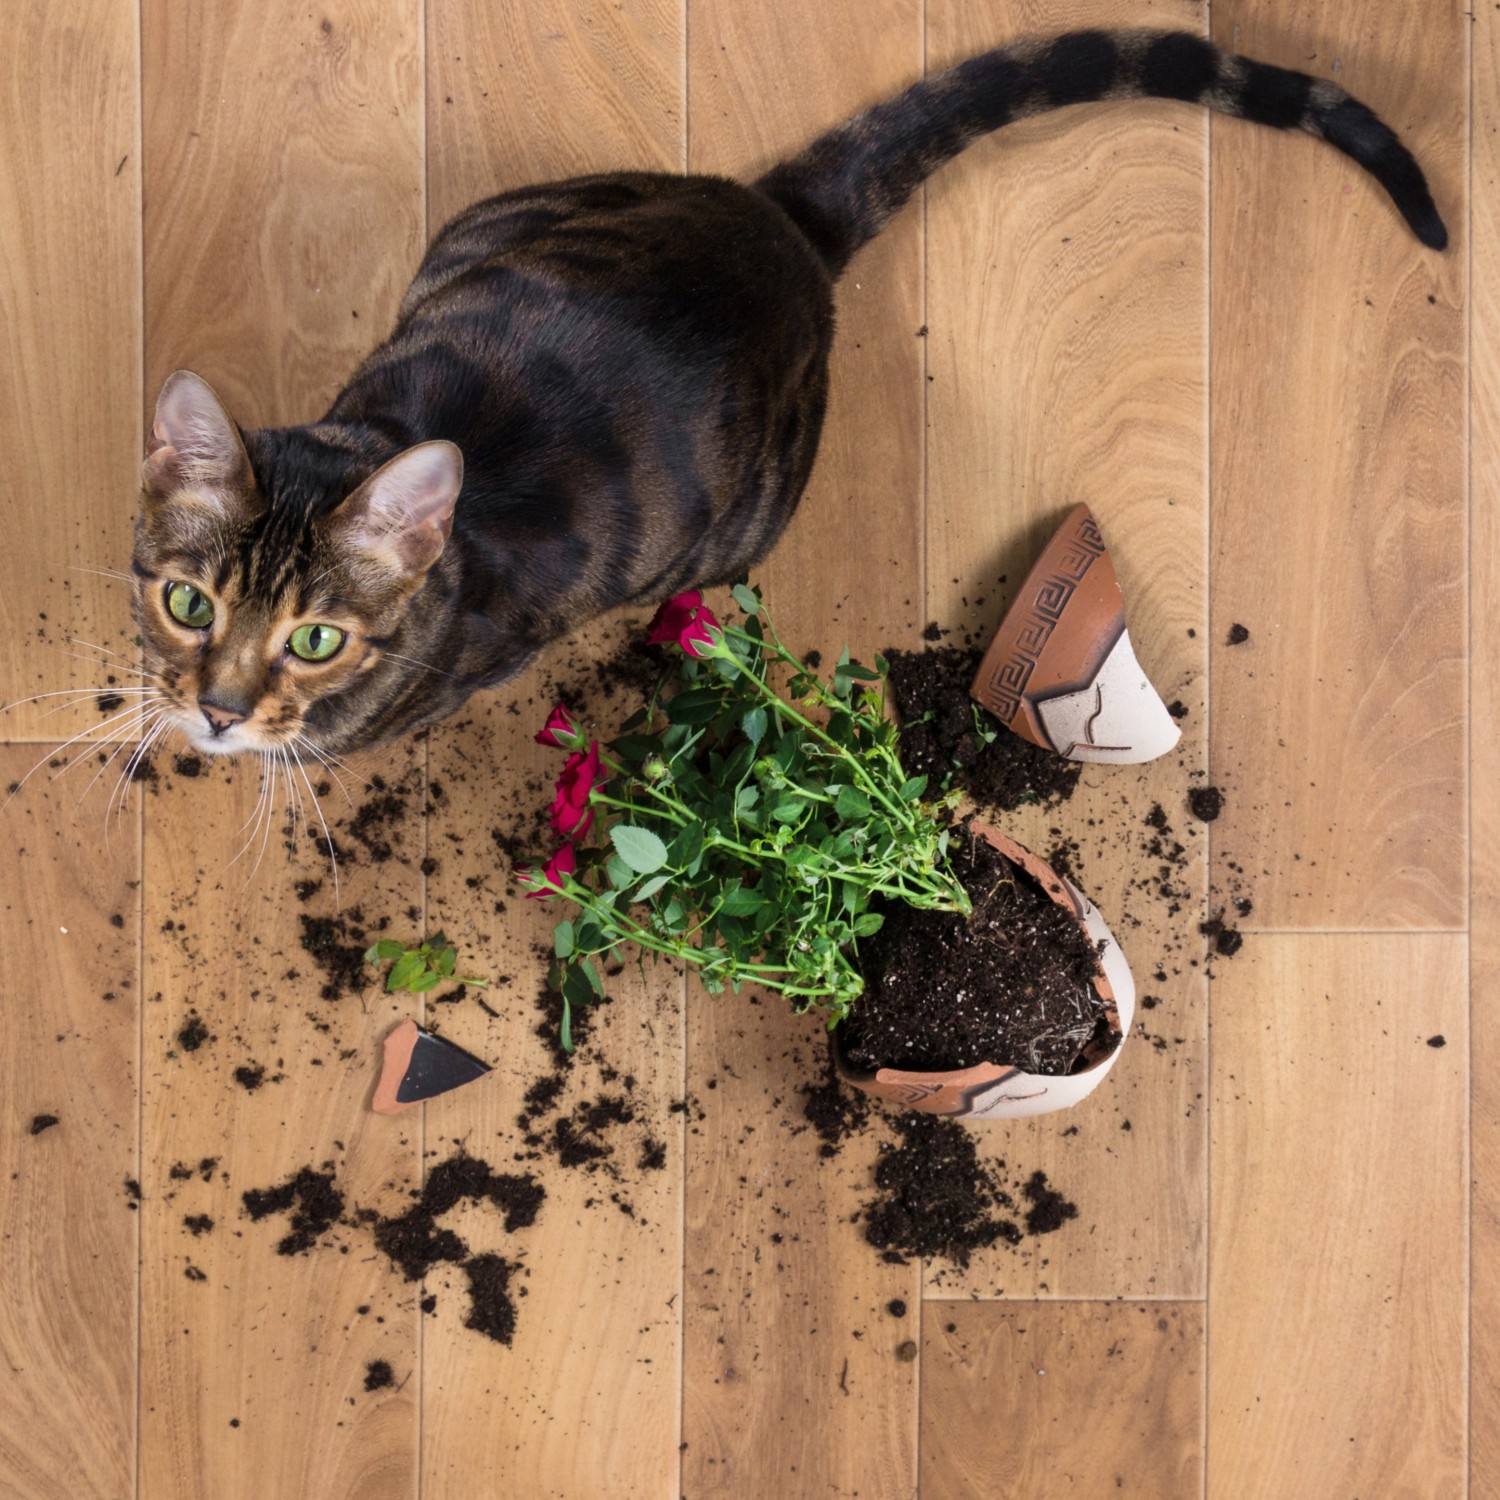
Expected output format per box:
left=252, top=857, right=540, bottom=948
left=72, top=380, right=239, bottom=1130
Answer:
left=372, top=1019, right=492, bottom=1115
left=832, top=826, right=1135, bottom=1121
left=970, top=503, right=1179, bottom=764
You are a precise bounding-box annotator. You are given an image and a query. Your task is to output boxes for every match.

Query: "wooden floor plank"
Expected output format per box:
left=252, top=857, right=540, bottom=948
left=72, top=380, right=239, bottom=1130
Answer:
left=136, top=746, right=425, bottom=1500
left=1208, top=1, right=1467, bottom=930
left=1206, top=934, right=1466, bottom=1497
left=428, top=0, right=681, bottom=209
left=1471, top=6, right=1498, bottom=1494
left=142, top=0, right=426, bottom=428
left=681, top=3, right=926, bottom=1495
left=922, top=0, right=1208, bottom=1302
left=0, top=1, right=141, bottom=743
left=138, top=3, right=426, bottom=1495
left=0, top=746, right=141, bottom=1499
left=921, top=1302, right=1204, bottom=1500
left=424, top=7, right=686, bottom=1497
left=424, top=685, right=685, bottom=1500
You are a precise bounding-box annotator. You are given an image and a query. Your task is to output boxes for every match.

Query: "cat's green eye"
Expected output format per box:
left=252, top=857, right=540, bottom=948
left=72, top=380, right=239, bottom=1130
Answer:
left=288, top=623, right=345, bottom=663
left=166, top=582, right=213, bottom=629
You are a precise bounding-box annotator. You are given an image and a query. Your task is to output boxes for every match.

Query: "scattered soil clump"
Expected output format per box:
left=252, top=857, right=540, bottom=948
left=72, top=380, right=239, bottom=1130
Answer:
left=1187, top=786, right=1224, bottom=822
left=462, top=1254, right=521, bottom=1345
left=242, top=1167, right=345, bottom=1256
left=1021, top=1171, right=1078, bottom=1235
left=176, top=1011, right=211, bottom=1053
left=883, top=644, right=1081, bottom=812
left=364, top=1360, right=395, bottom=1391
left=861, top=1113, right=1020, bottom=1267
left=801, top=1054, right=873, bottom=1156
left=29, top=1114, right=59, bottom=1135
left=298, top=912, right=370, bottom=1001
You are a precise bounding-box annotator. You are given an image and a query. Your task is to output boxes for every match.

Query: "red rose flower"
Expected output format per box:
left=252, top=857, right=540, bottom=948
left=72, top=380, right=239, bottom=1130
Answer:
left=517, top=843, right=575, bottom=898
left=646, top=590, right=720, bottom=658
left=549, top=741, right=604, bottom=840
left=535, top=702, right=582, bottom=749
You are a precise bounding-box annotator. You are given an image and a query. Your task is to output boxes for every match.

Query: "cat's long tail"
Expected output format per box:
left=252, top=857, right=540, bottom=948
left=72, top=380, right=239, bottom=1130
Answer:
left=755, top=29, right=1446, bottom=275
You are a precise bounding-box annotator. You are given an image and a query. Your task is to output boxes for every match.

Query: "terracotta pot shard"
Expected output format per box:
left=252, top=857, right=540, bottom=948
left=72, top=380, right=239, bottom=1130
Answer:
left=970, top=503, right=1180, bottom=765
left=372, top=1018, right=492, bottom=1115
left=834, top=826, right=1135, bottom=1121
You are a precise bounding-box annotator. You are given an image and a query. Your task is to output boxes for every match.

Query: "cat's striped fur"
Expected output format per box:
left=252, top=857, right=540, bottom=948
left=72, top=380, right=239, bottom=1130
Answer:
left=133, top=28, right=1445, bottom=759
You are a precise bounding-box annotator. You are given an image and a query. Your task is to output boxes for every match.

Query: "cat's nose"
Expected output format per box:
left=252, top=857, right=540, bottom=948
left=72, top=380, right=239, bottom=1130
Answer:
left=200, top=697, right=249, bottom=735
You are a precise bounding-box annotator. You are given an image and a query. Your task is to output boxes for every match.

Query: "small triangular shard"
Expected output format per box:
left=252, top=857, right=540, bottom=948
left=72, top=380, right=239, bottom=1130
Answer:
left=372, top=1019, right=492, bottom=1115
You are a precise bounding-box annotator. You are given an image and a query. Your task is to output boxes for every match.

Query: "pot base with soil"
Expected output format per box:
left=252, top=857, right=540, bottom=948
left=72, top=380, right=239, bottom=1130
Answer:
left=834, top=823, right=1135, bottom=1120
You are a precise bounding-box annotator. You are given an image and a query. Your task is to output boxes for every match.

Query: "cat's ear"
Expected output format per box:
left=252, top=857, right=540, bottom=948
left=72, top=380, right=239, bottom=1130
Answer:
left=327, top=441, right=463, bottom=577
left=143, top=370, right=252, bottom=498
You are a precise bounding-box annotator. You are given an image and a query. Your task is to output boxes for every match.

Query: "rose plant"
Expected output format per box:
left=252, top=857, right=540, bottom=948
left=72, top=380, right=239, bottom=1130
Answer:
left=513, top=584, right=971, bottom=1050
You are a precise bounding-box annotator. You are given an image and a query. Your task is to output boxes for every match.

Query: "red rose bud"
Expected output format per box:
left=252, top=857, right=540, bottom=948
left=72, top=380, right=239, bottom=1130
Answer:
left=646, top=590, right=721, bottom=657
left=535, top=702, right=581, bottom=749
left=520, top=843, right=576, bottom=898
left=549, top=742, right=604, bottom=838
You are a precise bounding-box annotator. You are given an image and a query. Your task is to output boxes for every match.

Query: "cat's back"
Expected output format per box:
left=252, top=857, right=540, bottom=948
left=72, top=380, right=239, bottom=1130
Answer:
left=398, top=172, right=829, bottom=336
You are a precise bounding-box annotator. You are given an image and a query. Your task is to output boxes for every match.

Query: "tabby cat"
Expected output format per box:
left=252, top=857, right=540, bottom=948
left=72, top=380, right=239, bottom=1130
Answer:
left=133, top=28, right=1444, bottom=760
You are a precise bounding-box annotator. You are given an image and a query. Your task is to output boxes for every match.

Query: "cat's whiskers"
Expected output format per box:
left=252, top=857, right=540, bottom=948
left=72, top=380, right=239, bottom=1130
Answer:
left=0, top=684, right=154, bottom=718
left=69, top=636, right=142, bottom=667
left=245, top=751, right=286, bottom=889
left=103, top=714, right=173, bottom=838
left=292, top=752, right=342, bottom=911
left=382, top=650, right=457, bottom=679
left=3, top=699, right=168, bottom=812
left=227, top=754, right=275, bottom=874
left=77, top=706, right=173, bottom=807
left=67, top=564, right=136, bottom=584
left=292, top=733, right=360, bottom=804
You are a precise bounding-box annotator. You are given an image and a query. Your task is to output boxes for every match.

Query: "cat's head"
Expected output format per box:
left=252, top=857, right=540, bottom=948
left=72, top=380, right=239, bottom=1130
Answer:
left=134, top=371, right=462, bottom=757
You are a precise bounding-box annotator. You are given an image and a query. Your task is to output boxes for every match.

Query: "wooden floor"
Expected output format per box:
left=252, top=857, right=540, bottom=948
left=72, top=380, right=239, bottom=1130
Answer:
left=0, top=0, right=1485, bottom=1495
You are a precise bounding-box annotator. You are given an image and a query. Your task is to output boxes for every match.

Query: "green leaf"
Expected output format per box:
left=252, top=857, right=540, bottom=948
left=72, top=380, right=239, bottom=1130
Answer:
left=437, top=947, right=457, bottom=976
left=741, top=705, right=767, bottom=747
left=719, top=886, right=764, bottom=917
left=606, top=853, right=635, bottom=890
left=732, top=583, right=761, bottom=615
left=854, top=912, right=885, bottom=937
left=408, top=970, right=441, bottom=992
left=899, top=775, right=929, bottom=802
left=666, top=686, right=723, bottom=725
left=611, top=824, right=669, bottom=874
left=553, top=920, right=575, bottom=959
left=835, top=785, right=872, bottom=819
left=560, top=995, right=574, bottom=1055
left=386, top=952, right=424, bottom=992
left=428, top=931, right=448, bottom=951
left=367, top=939, right=405, bottom=963
left=632, top=873, right=671, bottom=902
left=580, top=958, right=606, bottom=998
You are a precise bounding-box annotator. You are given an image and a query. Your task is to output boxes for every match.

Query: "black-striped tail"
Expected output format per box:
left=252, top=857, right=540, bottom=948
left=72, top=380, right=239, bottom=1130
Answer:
left=756, top=29, right=1447, bottom=276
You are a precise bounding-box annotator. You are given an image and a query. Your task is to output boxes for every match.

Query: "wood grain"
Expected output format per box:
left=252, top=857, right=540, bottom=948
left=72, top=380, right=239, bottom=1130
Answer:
left=681, top=3, right=925, bottom=1495
left=142, top=0, right=425, bottom=426
left=1206, top=934, right=1466, bottom=1498
left=921, top=1302, right=1204, bottom=1500
left=922, top=0, right=1209, bottom=1302
left=137, top=745, right=425, bottom=1500
left=423, top=681, right=685, bottom=1500
left=424, top=7, right=687, bottom=1496
left=428, top=0, right=681, bottom=216
left=1208, top=0, right=1467, bottom=929
left=138, top=3, right=426, bottom=1495
left=1471, top=6, right=1498, bottom=1494
left=0, top=2, right=141, bottom=743
left=0, top=746, right=140, bottom=1498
